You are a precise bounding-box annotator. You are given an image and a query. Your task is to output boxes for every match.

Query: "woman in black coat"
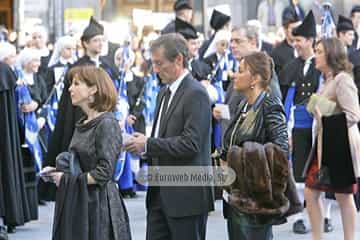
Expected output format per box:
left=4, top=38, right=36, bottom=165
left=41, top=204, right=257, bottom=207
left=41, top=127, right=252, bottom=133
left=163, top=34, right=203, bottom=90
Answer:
left=42, top=65, right=131, bottom=240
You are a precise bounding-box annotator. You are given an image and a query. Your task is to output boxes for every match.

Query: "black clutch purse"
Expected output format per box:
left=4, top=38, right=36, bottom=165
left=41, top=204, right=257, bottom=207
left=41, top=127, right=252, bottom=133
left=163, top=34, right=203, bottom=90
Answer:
left=56, top=150, right=82, bottom=176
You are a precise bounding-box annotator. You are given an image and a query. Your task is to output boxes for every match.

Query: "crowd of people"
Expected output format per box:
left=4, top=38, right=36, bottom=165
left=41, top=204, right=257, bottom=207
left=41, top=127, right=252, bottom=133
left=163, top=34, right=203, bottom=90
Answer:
left=1, top=0, right=360, bottom=239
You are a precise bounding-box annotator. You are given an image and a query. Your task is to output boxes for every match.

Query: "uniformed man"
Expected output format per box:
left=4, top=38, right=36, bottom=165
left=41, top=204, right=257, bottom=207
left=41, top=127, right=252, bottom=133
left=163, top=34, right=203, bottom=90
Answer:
left=279, top=10, right=321, bottom=234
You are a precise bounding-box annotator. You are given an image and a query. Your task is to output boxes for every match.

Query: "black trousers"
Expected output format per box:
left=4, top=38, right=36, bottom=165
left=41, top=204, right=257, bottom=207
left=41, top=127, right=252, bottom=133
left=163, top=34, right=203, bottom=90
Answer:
left=146, top=193, right=208, bottom=240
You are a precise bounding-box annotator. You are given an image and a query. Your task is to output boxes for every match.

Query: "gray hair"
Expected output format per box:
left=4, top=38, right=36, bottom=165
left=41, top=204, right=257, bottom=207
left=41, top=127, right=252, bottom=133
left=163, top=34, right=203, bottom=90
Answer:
left=244, top=25, right=259, bottom=42
left=150, top=33, right=189, bottom=68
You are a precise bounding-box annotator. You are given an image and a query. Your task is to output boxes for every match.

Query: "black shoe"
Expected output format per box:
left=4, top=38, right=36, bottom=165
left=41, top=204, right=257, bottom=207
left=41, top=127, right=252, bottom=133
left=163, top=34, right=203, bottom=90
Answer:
left=6, top=225, right=15, bottom=234
left=128, top=191, right=137, bottom=199
left=324, top=218, right=334, bottom=233
left=0, top=226, right=8, bottom=240
left=120, top=189, right=137, bottom=199
left=293, top=219, right=310, bottom=234
left=38, top=199, right=47, bottom=206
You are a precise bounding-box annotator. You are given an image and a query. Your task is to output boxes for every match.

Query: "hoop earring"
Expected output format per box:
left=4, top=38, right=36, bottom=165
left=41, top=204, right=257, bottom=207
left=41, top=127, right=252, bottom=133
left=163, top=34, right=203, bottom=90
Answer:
left=89, top=95, right=95, bottom=103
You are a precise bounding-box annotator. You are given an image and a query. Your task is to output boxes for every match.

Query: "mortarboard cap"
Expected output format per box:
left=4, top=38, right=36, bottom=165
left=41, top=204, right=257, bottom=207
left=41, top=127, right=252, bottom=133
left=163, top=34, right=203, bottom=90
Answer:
left=210, top=9, right=231, bottom=32
left=337, top=15, right=354, bottom=33
left=282, top=6, right=299, bottom=26
left=351, top=5, right=360, bottom=16
left=292, top=10, right=316, bottom=38
left=174, top=0, right=192, bottom=12
left=81, top=16, right=104, bottom=42
left=191, top=60, right=212, bottom=81
left=175, top=17, right=198, bottom=39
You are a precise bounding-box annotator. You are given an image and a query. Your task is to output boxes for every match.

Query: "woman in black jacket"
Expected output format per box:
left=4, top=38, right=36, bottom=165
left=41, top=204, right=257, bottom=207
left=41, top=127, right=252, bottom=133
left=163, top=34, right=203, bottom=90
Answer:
left=221, top=52, right=290, bottom=239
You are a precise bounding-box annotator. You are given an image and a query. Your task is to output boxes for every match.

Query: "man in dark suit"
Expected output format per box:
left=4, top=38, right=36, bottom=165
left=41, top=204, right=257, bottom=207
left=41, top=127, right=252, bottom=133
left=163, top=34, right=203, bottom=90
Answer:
left=125, top=33, right=214, bottom=240
left=271, top=7, right=300, bottom=75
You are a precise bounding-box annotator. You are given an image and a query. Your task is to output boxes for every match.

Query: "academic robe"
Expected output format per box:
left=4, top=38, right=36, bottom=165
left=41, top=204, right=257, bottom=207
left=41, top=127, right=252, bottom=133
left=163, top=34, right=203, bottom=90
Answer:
left=127, top=72, right=146, bottom=134
left=44, top=61, right=70, bottom=95
left=19, top=73, right=48, bottom=220
left=0, top=62, right=31, bottom=226
left=161, top=20, right=176, bottom=35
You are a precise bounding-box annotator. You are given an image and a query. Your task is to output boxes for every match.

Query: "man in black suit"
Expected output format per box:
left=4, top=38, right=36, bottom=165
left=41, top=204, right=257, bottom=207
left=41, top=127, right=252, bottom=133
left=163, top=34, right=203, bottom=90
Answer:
left=271, top=7, right=300, bottom=75
left=125, top=33, right=214, bottom=240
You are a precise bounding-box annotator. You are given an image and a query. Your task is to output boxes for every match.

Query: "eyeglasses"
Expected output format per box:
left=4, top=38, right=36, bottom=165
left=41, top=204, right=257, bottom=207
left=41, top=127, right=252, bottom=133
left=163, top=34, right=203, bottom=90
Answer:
left=230, top=38, right=246, bottom=44
left=218, top=42, right=229, bottom=47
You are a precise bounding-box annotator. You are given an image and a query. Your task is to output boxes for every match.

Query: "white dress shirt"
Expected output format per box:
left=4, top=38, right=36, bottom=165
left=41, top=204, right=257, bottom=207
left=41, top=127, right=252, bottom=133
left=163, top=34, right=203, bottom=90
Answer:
left=153, top=70, right=189, bottom=138
left=303, top=55, right=314, bottom=76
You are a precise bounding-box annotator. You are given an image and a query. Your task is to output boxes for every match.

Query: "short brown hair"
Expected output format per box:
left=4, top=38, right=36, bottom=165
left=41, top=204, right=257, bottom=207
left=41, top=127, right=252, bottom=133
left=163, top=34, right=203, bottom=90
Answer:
left=68, top=65, right=117, bottom=112
left=316, top=38, right=353, bottom=75
left=242, top=52, right=273, bottom=91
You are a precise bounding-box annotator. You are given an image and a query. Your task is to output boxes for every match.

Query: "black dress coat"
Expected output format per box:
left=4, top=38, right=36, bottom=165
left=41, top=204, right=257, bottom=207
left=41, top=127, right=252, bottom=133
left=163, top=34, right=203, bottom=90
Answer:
left=53, top=113, right=131, bottom=240
left=0, top=62, right=31, bottom=226
left=127, top=73, right=146, bottom=134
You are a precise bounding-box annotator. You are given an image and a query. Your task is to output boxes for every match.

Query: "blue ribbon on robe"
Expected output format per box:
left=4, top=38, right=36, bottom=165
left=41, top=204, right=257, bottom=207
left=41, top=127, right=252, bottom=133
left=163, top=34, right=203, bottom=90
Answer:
left=211, top=57, right=226, bottom=149
left=112, top=71, right=139, bottom=190
left=321, top=7, right=335, bottom=39
left=144, top=73, right=160, bottom=125
left=41, top=65, right=68, bottom=142
left=15, top=85, right=43, bottom=172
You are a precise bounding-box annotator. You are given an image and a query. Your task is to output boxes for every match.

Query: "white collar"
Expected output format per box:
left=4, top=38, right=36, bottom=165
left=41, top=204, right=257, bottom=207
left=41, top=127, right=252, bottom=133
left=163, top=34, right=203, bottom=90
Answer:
left=23, top=71, right=34, bottom=85
left=257, top=41, right=262, bottom=52
left=304, top=55, right=314, bottom=64
left=59, top=56, right=74, bottom=65
left=89, top=56, right=101, bottom=67
left=168, top=70, right=188, bottom=95
left=38, top=47, right=49, bottom=57
left=216, top=52, right=226, bottom=61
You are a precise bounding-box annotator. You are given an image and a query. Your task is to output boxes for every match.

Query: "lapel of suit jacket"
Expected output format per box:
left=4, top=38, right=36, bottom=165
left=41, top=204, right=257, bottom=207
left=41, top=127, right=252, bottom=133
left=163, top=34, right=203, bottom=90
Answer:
left=150, top=87, right=166, bottom=137
left=158, top=74, right=189, bottom=137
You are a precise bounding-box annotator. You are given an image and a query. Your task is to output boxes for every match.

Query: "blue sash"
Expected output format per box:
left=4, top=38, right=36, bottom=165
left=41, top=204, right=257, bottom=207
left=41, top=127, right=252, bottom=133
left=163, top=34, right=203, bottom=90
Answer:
left=293, top=105, right=313, bottom=129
